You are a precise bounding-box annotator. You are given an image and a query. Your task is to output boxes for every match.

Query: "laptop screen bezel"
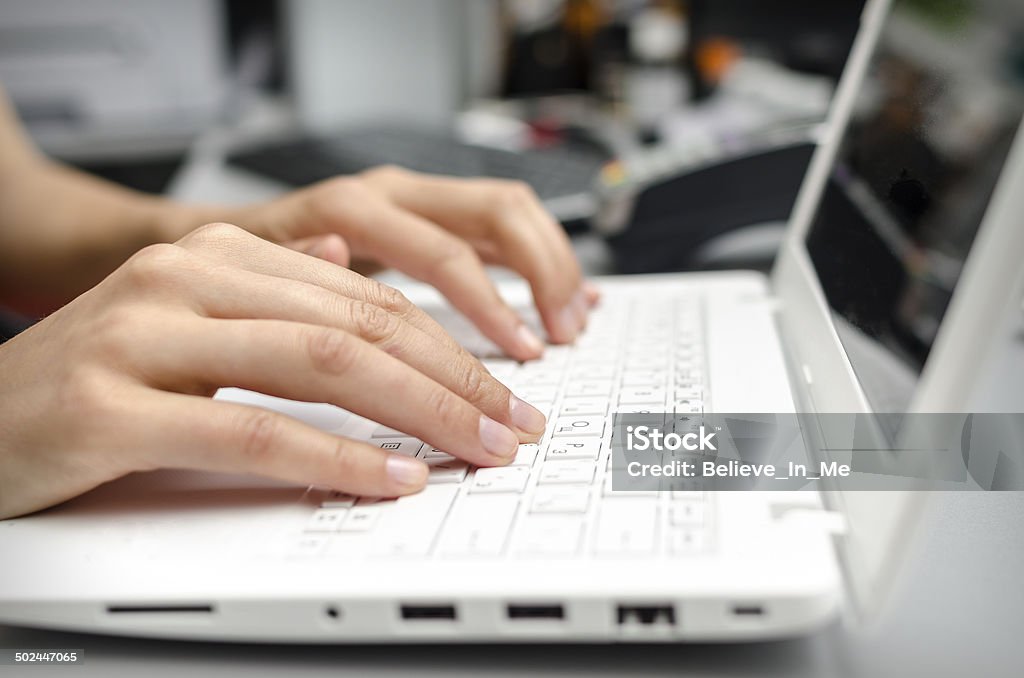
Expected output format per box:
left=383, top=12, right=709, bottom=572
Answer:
left=769, top=0, right=1024, bottom=621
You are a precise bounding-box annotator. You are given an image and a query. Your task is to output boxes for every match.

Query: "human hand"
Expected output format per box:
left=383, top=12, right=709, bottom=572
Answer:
left=238, top=166, right=600, bottom=361
left=0, top=224, right=546, bottom=519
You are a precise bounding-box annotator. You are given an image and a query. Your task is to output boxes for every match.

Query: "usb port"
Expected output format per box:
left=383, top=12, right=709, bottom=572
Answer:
left=617, top=605, right=676, bottom=626
left=732, top=605, right=765, bottom=616
left=400, top=604, right=457, bottom=621
left=507, top=604, right=565, bottom=620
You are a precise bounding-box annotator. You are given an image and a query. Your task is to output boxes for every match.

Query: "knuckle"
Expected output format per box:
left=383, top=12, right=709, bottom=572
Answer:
left=305, top=328, right=358, bottom=376
left=454, top=362, right=487, bottom=404
left=369, top=282, right=413, bottom=317
left=351, top=301, right=400, bottom=345
left=361, top=164, right=407, bottom=182
left=321, top=175, right=370, bottom=200
left=179, top=221, right=246, bottom=247
left=233, top=408, right=281, bottom=465
left=121, top=243, right=188, bottom=287
left=496, top=180, right=536, bottom=208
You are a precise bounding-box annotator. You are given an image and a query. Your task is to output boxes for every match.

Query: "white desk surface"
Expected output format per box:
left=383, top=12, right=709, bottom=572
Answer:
left=3, top=140, right=1023, bottom=678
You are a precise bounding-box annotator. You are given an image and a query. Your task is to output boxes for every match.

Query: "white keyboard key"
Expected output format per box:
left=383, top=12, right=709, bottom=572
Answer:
left=615, top=408, right=665, bottom=420
left=552, top=416, right=605, bottom=438
left=423, top=447, right=455, bottom=460
left=602, top=473, right=658, bottom=496
left=340, top=506, right=382, bottom=532
left=513, top=444, right=539, bottom=467
left=538, top=460, right=595, bottom=485
left=530, top=401, right=555, bottom=417
left=530, top=486, right=590, bottom=514
left=305, top=508, right=348, bottom=532
left=673, top=400, right=704, bottom=415
left=546, top=438, right=601, bottom=461
left=356, top=496, right=395, bottom=506
left=669, top=528, right=707, bottom=554
left=569, top=365, right=616, bottom=380
left=572, top=348, right=619, bottom=364
left=369, top=485, right=458, bottom=556
left=564, top=380, right=613, bottom=398
left=289, top=535, right=328, bottom=556
left=375, top=438, right=423, bottom=457
left=470, top=465, right=530, bottom=493
left=321, top=491, right=356, bottom=508
left=518, top=386, right=558, bottom=403
left=619, top=386, right=667, bottom=405
left=623, top=354, right=665, bottom=370
left=594, top=501, right=658, bottom=554
left=669, top=501, right=706, bottom=525
left=516, top=369, right=563, bottom=387
left=559, top=397, right=608, bottom=417
left=437, top=496, right=519, bottom=556
left=426, top=459, right=469, bottom=484
left=621, top=370, right=665, bottom=386
left=514, top=516, right=583, bottom=555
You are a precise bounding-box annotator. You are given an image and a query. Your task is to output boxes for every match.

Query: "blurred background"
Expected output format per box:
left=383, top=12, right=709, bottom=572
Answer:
left=0, top=0, right=907, bottom=274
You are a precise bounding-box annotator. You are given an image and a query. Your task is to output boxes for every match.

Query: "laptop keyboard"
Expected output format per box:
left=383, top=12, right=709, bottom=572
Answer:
left=295, top=291, right=713, bottom=559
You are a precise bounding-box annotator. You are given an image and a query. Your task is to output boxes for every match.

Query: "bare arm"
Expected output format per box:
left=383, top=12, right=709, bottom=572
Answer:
left=0, top=89, right=228, bottom=313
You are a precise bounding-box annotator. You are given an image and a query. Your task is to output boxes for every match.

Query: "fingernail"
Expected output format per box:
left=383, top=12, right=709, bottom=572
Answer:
left=386, top=455, right=428, bottom=489
left=582, top=280, right=601, bottom=304
left=556, top=304, right=579, bottom=342
left=509, top=393, right=547, bottom=435
left=516, top=324, right=545, bottom=356
left=479, top=415, right=519, bottom=459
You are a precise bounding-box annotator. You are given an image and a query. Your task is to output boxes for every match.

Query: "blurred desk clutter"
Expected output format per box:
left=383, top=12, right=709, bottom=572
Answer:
left=0, top=0, right=865, bottom=272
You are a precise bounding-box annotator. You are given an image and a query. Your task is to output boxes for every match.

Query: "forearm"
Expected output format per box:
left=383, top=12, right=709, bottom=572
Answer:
left=0, top=86, right=253, bottom=313
left=0, top=157, right=249, bottom=314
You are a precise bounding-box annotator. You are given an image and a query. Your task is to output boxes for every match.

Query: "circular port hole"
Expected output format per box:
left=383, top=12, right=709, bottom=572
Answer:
left=325, top=606, right=341, bottom=620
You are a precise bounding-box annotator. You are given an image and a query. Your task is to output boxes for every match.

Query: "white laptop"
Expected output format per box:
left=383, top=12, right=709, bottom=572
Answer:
left=1, top=0, right=1022, bottom=642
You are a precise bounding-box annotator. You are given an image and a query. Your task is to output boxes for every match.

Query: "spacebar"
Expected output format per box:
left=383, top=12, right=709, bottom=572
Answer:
left=370, top=485, right=459, bottom=556
left=437, top=495, right=519, bottom=557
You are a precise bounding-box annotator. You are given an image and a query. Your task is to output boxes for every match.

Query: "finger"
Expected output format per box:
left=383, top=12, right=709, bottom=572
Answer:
left=328, top=196, right=547, bottom=360
left=129, top=391, right=428, bottom=497
left=363, top=168, right=586, bottom=343
left=179, top=261, right=546, bottom=440
left=176, top=223, right=463, bottom=359
left=282, top=234, right=351, bottom=267
left=150, top=317, right=522, bottom=466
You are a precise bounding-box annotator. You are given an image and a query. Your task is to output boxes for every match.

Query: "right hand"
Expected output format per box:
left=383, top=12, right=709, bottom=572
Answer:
left=0, top=223, right=546, bottom=520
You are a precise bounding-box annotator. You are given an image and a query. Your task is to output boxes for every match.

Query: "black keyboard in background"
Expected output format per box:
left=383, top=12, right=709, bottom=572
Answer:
left=225, top=127, right=609, bottom=202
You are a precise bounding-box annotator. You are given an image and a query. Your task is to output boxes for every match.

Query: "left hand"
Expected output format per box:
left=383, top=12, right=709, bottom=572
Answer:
left=238, top=166, right=599, bottom=361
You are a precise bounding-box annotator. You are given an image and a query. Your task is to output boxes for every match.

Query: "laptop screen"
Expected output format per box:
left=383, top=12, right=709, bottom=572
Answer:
left=805, top=0, right=1024, bottom=411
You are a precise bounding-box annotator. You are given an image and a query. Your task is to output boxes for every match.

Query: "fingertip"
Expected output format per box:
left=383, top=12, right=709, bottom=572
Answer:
left=509, top=393, right=547, bottom=436
left=385, top=454, right=428, bottom=493
left=514, top=324, right=545, bottom=360
left=582, top=280, right=601, bottom=306
left=320, top=234, right=351, bottom=267
left=479, top=415, right=519, bottom=461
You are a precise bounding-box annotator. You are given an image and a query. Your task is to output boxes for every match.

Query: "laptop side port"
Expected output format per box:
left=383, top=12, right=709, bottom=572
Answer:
left=400, top=604, right=457, bottom=621
left=106, top=604, right=214, bottom=614
left=616, top=605, right=676, bottom=626
left=507, top=604, right=565, bottom=620
left=732, top=604, right=765, bottom=616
